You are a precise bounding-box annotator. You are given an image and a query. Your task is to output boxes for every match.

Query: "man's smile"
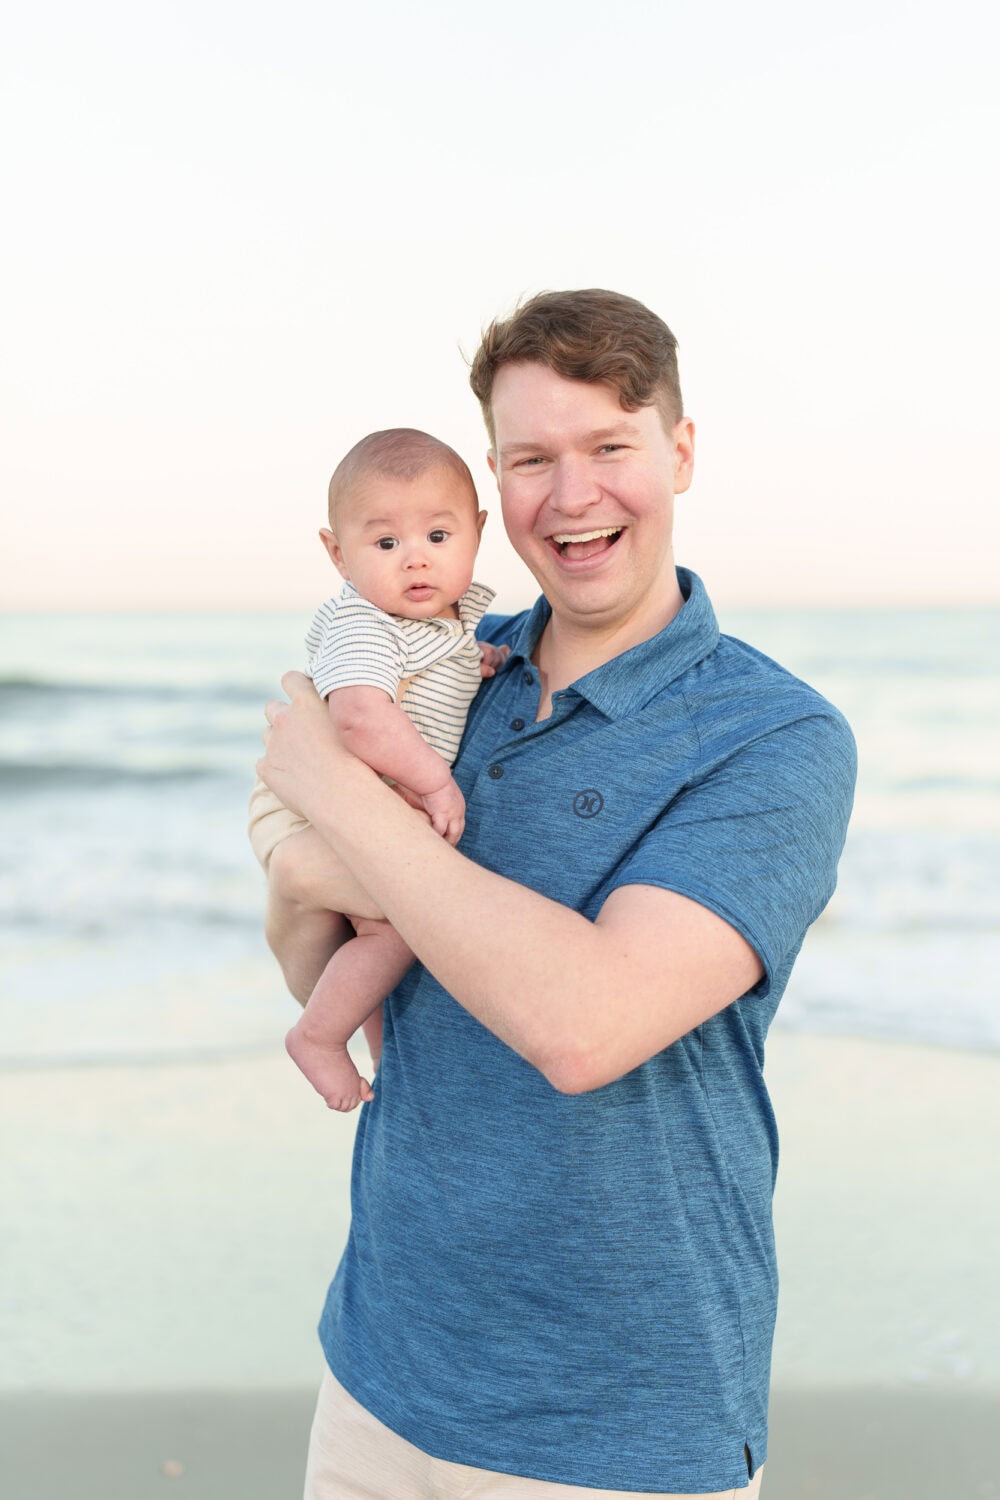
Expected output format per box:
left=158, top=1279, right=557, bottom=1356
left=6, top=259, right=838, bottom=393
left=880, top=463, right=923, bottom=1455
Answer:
left=549, top=527, right=624, bottom=560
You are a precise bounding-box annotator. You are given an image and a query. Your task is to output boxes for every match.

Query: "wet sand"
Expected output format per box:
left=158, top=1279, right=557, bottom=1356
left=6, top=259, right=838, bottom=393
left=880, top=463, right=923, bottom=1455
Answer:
left=3, top=1385, right=997, bottom=1498
left=2, top=1032, right=997, bottom=1497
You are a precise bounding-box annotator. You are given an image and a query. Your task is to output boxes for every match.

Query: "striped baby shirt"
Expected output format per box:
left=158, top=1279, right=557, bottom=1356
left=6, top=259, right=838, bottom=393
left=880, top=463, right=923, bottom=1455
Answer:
left=305, top=580, right=495, bottom=766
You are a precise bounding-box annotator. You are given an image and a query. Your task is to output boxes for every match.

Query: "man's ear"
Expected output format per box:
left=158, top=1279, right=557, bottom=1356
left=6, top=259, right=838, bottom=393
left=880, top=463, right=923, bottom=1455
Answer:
left=318, top=527, right=350, bottom=581
left=486, top=451, right=499, bottom=489
left=671, top=418, right=696, bottom=495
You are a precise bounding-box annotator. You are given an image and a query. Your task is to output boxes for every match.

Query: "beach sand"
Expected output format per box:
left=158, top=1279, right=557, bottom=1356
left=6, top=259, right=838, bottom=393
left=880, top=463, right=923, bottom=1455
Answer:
left=2, top=1032, right=997, bottom=1498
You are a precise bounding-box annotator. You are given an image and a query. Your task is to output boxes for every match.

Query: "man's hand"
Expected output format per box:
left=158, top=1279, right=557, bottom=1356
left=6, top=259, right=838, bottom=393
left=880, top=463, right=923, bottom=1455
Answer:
left=259, top=671, right=341, bottom=819
left=261, top=673, right=464, bottom=843
left=479, top=642, right=510, bottom=678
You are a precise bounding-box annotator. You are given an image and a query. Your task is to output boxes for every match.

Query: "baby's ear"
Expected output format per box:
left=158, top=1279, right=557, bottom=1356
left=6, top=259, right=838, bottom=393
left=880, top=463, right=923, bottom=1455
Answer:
left=319, top=527, right=350, bottom=580
left=476, top=509, right=488, bottom=541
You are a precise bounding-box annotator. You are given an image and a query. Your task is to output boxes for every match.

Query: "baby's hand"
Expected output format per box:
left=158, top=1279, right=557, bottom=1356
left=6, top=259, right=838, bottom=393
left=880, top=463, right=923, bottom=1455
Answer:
left=479, top=642, right=510, bottom=678
left=421, top=778, right=466, bottom=845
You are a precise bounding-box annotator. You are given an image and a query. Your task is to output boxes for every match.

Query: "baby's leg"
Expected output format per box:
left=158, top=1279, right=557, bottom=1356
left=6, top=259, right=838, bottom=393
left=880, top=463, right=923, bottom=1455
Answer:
left=265, top=829, right=385, bottom=1004
left=361, top=1011, right=383, bottom=1072
left=285, top=919, right=413, bottom=1111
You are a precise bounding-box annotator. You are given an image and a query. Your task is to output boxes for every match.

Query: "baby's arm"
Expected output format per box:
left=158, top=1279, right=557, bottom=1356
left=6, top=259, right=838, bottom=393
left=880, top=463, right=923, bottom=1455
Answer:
left=327, top=686, right=465, bottom=844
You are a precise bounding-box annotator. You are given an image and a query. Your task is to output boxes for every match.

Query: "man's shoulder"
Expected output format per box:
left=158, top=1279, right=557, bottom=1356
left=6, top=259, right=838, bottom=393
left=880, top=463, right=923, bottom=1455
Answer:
left=677, top=629, right=856, bottom=762
left=476, top=610, right=531, bottom=650
left=687, top=627, right=836, bottom=704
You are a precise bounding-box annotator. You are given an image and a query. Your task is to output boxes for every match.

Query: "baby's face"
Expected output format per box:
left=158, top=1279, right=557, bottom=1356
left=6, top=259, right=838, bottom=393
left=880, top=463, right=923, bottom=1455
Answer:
left=322, top=466, right=486, bottom=620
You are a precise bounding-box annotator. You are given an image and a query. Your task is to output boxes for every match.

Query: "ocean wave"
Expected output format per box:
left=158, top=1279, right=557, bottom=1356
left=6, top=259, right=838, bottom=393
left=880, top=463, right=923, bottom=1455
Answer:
left=0, top=676, right=267, bottom=704
left=0, top=760, right=226, bottom=790
left=723, top=607, right=999, bottom=669
left=773, top=1012, right=1000, bottom=1055
left=777, top=654, right=1000, bottom=680
left=822, top=913, right=1000, bottom=938
left=0, top=905, right=261, bottom=935
left=0, top=1039, right=278, bottom=1071
left=893, top=774, right=1000, bottom=795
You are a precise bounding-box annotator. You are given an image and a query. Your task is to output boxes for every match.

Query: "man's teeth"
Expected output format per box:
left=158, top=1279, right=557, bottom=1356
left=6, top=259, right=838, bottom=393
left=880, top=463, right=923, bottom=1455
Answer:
left=552, top=528, right=621, bottom=545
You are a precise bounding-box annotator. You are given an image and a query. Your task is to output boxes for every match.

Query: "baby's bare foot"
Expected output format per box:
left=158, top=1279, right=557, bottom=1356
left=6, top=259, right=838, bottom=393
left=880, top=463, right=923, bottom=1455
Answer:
left=285, top=1024, right=374, bottom=1112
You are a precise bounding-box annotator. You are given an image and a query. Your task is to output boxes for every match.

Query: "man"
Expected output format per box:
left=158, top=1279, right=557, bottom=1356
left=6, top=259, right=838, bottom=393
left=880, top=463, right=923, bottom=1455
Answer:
left=259, top=289, right=856, bottom=1497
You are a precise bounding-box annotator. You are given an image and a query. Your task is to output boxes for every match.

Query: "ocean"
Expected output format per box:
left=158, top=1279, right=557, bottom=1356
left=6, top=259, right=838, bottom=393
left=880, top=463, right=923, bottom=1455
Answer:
left=1, top=606, right=997, bottom=1067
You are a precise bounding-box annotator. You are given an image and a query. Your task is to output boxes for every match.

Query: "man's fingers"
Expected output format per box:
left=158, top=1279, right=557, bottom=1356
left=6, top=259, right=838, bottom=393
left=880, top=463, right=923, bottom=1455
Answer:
left=280, top=669, right=316, bottom=697
left=264, top=671, right=319, bottom=730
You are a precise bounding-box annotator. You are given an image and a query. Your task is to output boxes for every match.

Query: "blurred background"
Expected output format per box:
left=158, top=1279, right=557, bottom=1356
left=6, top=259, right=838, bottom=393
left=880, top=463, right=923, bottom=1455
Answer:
left=3, top=0, right=998, bottom=613
left=2, top=1, right=998, bottom=1495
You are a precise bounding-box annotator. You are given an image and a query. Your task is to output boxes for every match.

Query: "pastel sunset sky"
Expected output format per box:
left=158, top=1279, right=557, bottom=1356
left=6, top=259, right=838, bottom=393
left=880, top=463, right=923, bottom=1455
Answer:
left=3, top=0, right=996, bottom=612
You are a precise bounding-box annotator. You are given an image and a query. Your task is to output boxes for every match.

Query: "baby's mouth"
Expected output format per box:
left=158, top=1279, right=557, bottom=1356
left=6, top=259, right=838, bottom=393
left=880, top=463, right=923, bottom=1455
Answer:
left=550, top=527, right=623, bottom=562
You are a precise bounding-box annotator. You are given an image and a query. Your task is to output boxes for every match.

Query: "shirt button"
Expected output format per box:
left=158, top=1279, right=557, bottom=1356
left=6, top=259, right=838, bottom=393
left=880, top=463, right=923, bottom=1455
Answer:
left=488, top=764, right=504, bottom=780
left=510, top=718, right=525, bottom=731
left=522, top=670, right=533, bottom=684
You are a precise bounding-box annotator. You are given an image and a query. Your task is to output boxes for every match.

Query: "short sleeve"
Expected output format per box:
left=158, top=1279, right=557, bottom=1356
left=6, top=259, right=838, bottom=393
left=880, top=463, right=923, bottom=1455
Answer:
left=307, top=595, right=408, bottom=702
left=613, top=708, right=857, bottom=997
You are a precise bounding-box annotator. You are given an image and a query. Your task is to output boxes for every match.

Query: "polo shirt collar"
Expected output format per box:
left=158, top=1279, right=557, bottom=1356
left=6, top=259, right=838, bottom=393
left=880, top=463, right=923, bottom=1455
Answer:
left=505, top=567, right=720, bottom=721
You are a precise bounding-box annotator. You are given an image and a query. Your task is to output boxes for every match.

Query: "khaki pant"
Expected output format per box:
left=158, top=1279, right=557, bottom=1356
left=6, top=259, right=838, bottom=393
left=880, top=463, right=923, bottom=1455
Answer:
left=248, top=775, right=308, bottom=870
left=304, top=1369, right=765, bottom=1500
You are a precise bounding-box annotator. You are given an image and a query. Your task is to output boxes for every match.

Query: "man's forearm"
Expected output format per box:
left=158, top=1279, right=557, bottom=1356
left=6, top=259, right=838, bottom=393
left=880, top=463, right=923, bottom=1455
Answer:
left=260, top=675, right=761, bottom=1093
left=304, top=755, right=584, bottom=1065
left=284, top=742, right=753, bottom=1094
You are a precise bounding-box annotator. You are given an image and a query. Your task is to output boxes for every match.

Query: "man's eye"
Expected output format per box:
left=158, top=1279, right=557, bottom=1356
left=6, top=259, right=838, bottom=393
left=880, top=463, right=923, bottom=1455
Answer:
left=598, top=443, right=624, bottom=454
left=376, top=537, right=398, bottom=551
left=428, top=529, right=449, bottom=544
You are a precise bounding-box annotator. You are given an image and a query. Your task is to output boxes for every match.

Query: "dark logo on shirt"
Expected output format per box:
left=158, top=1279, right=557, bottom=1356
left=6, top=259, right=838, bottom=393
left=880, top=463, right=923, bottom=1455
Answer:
left=572, top=789, right=604, bottom=819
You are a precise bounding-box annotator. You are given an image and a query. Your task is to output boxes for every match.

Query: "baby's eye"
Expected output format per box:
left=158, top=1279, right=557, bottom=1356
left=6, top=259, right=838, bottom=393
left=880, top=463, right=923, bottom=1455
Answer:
left=375, top=536, right=399, bottom=551
left=427, top=529, right=449, bottom=544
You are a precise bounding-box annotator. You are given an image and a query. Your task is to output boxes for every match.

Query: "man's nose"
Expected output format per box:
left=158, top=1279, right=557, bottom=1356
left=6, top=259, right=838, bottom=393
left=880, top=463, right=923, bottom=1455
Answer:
left=551, top=455, right=600, bottom=513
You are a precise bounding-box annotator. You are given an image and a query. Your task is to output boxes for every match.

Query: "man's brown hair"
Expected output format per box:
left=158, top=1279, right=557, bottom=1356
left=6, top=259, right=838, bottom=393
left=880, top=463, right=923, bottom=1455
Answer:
left=469, top=289, right=683, bottom=445
left=328, top=428, right=477, bottom=526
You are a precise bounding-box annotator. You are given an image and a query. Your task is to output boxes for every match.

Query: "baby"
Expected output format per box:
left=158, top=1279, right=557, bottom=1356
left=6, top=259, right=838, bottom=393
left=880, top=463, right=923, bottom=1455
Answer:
left=249, top=428, right=505, bottom=1109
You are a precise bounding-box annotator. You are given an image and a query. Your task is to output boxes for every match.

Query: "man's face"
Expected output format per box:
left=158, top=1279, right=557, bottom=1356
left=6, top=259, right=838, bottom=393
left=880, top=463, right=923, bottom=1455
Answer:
left=488, top=363, right=694, bottom=642
left=320, top=466, right=486, bottom=620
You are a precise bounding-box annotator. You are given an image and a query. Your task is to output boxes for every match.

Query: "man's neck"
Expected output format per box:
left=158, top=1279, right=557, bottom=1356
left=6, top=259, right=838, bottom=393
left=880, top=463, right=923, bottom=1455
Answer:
left=531, top=578, right=685, bottom=718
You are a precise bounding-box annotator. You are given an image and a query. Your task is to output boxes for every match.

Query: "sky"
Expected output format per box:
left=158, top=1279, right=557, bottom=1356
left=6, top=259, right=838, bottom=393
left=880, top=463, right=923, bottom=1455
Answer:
left=2, top=0, right=997, bottom=613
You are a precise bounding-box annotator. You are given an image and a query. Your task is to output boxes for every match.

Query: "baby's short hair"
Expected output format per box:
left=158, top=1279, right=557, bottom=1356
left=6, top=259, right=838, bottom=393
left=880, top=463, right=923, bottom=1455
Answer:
left=328, top=428, right=477, bottom=527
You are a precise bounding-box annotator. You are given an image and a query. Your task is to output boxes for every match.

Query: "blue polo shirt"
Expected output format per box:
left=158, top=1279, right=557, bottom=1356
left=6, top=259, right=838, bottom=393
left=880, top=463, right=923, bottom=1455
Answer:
left=320, top=568, right=856, bottom=1491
